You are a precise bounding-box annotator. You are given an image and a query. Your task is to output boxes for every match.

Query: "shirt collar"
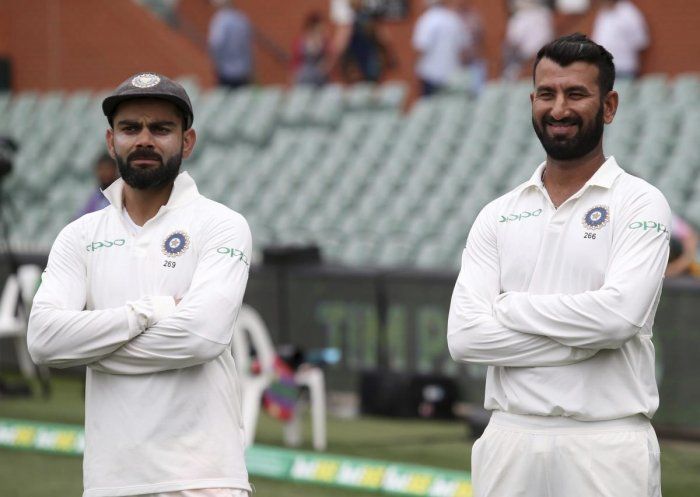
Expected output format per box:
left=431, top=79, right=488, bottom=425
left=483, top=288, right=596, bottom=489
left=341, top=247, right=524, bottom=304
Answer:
left=103, top=171, right=200, bottom=211
left=585, top=156, right=624, bottom=188
left=521, top=161, right=547, bottom=191
left=519, top=156, right=623, bottom=193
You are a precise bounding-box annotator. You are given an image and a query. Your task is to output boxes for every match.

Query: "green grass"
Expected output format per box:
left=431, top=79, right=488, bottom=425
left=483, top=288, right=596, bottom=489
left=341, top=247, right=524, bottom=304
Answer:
left=1, top=376, right=699, bottom=497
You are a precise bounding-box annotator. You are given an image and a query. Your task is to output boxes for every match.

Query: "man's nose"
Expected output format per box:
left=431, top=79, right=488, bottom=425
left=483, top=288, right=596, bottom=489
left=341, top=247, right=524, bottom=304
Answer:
left=134, top=128, right=156, bottom=148
left=549, top=94, right=571, bottom=121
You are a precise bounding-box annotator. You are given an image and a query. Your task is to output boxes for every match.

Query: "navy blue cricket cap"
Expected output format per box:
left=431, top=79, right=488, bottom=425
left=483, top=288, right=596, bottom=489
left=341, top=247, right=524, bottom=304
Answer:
left=102, top=72, right=194, bottom=129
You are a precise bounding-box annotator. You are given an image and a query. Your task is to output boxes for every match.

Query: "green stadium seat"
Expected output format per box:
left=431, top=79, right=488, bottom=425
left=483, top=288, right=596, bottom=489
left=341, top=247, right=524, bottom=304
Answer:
left=635, top=74, right=669, bottom=110
left=376, top=81, right=408, bottom=110
left=614, top=78, right=636, bottom=108
left=0, top=92, right=10, bottom=118
left=683, top=197, right=700, bottom=228
left=208, top=88, right=255, bottom=143
left=671, top=73, right=700, bottom=108
left=196, top=88, right=233, bottom=145
left=344, top=82, right=377, bottom=111
left=279, top=86, right=315, bottom=126
left=175, top=75, right=202, bottom=107
left=308, top=84, right=344, bottom=127
left=444, top=67, right=478, bottom=95
left=245, top=88, right=285, bottom=145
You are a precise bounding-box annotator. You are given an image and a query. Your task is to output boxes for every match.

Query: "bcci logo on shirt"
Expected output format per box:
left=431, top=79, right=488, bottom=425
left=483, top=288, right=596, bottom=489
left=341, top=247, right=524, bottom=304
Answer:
left=582, top=205, right=610, bottom=230
left=162, top=231, right=190, bottom=257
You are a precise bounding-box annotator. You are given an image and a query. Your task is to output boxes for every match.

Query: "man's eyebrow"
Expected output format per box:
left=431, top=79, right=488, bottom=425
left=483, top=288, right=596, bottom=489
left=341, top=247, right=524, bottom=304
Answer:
left=148, top=120, right=178, bottom=127
left=115, top=119, right=178, bottom=128
left=535, top=85, right=555, bottom=92
left=535, top=84, right=592, bottom=93
left=565, top=85, right=592, bottom=93
left=115, top=119, right=141, bottom=127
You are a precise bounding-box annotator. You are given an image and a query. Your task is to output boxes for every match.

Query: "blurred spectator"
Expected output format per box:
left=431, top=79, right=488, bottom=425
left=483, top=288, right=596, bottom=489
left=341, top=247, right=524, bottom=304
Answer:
left=502, top=0, right=554, bottom=81
left=592, top=0, right=649, bottom=79
left=554, top=0, right=590, bottom=14
left=328, top=0, right=354, bottom=68
left=292, top=12, right=330, bottom=86
left=667, top=214, right=700, bottom=277
left=208, top=0, right=253, bottom=88
left=412, top=0, right=469, bottom=97
left=77, top=153, right=118, bottom=217
left=340, top=0, right=396, bottom=82
left=136, top=0, right=181, bottom=28
left=454, top=0, right=487, bottom=94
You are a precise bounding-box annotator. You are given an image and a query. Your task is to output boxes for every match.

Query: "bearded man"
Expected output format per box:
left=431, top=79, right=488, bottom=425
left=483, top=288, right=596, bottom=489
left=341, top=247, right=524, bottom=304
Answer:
left=28, top=73, right=252, bottom=497
left=448, top=34, right=669, bottom=497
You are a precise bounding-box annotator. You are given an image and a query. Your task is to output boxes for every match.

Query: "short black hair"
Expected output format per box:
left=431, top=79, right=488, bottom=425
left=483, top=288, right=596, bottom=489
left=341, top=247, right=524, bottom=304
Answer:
left=533, top=33, right=616, bottom=95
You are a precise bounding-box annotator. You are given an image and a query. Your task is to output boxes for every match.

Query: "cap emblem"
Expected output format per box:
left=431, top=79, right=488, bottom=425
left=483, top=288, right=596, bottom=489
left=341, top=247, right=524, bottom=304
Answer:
left=131, top=73, right=161, bottom=88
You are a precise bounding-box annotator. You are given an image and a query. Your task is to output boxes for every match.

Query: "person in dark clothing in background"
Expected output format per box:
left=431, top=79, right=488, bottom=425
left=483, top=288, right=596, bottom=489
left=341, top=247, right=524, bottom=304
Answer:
left=292, top=12, right=330, bottom=86
left=77, top=152, right=119, bottom=217
left=340, top=0, right=396, bottom=82
left=208, top=0, right=254, bottom=88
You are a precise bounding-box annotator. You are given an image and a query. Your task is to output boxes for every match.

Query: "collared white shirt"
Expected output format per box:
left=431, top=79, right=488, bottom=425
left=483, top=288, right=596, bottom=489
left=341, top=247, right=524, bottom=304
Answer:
left=592, top=1, right=649, bottom=75
left=448, top=158, right=671, bottom=421
left=413, top=5, right=469, bottom=85
left=28, top=172, right=252, bottom=497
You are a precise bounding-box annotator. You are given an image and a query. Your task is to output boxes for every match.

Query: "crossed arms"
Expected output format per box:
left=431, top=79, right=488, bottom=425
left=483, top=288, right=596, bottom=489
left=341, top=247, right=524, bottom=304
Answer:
left=27, top=215, right=251, bottom=375
left=447, top=189, right=671, bottom=367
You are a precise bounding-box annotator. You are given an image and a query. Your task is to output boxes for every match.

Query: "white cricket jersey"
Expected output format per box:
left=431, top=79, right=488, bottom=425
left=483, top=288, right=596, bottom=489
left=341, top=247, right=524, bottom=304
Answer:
left=28, top=172, right=252, bottom=497
left=448, top=157, right=671, bottom=421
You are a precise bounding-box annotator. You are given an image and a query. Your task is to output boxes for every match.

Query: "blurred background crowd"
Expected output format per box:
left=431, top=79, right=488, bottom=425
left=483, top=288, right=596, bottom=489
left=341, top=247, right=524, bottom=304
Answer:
left=4, top=0, right=699, bottom=276
left=201, top=0, right=652, bottom=96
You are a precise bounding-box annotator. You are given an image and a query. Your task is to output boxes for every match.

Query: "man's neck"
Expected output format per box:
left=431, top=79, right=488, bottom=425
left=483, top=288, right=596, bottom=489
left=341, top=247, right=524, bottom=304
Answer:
left=122, top=182, right=174, bottom=226
left=543, top=147, right=606, bottom=209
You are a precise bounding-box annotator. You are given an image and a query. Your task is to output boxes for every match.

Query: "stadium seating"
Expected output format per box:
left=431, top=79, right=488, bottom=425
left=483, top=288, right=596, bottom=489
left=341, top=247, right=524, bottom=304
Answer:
left=2, top=73, right=699, bottom=269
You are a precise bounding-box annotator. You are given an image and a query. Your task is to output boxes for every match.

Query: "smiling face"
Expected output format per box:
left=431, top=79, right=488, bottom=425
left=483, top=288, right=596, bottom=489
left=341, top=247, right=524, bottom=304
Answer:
left=531, top=57, right=618, bottom=162
left=106, top=98, right=196, bottom=190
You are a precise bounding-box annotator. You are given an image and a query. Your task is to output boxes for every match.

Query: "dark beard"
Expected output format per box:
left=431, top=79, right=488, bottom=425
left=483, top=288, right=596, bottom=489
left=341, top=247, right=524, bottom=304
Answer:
left=116, top=148, right=182, bottom=190
left=533, top=104, right=605, bottom=161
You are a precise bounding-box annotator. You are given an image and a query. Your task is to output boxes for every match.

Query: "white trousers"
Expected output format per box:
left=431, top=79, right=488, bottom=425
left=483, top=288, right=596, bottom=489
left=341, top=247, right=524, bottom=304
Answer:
left=137, top=490, right=250, bottom=497
left=472, top=411, right=661, bottom=497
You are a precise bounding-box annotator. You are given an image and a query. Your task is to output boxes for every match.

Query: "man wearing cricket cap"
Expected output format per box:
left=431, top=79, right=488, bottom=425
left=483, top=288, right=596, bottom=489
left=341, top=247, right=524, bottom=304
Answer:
left=28, top=72, right=253, bottom=497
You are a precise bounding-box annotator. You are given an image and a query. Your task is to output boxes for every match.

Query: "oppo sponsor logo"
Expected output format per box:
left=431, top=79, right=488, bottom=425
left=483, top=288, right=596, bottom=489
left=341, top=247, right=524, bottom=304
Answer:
left=628, top=220, right=669, bottom=235
left=216, top=247, right=250, bottom=266
left=86, top=239, right=126, bottom=252
left=499, top=209, right=543, bottom=223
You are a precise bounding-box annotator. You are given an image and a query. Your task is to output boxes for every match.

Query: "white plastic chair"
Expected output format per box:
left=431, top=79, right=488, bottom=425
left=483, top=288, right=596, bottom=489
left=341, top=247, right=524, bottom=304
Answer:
left=284, top=365, right=327, bottom=451
left=232, top=304, right=327, bottom=451
left=0, top=264, right=42, bottom=379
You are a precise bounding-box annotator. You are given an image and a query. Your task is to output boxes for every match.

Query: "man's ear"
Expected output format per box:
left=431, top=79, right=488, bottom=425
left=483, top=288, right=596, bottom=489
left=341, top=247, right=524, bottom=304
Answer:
left=603, top=90, right=619, bottom=125
left=182, top=128, right=197, bottom=159
left=105, top=128, right=116, bottom=159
